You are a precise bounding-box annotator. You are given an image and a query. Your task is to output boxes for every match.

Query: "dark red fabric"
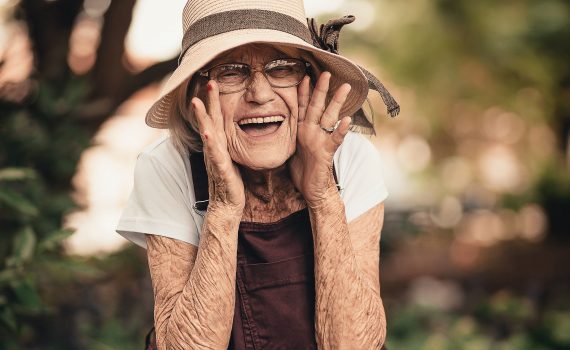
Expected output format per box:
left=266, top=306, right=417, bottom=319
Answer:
left=228, top=209, right=317, bottom=350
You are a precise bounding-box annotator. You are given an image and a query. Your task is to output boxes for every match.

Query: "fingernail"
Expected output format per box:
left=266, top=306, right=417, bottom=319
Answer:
left=203, top=133, right=208, bottom=140
left=207, top=83, right=213, bottom=91
left=191, top=100, right=197, bottom=109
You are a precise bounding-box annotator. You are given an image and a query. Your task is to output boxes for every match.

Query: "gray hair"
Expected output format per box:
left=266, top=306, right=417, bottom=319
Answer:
left=168, top=74, right=203, bottom=155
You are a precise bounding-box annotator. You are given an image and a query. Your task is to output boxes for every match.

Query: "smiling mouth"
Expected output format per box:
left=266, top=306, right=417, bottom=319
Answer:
left=237, top=116, right=285, bottom=137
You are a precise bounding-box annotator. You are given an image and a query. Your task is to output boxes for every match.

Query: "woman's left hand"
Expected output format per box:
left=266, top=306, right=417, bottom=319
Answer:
left=288, top=72, right=352, bottom=206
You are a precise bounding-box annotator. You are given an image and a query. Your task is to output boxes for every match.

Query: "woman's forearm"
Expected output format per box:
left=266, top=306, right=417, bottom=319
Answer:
left=147, top=207, right=241, bottom=350
left=308, top=189, right=386, bottom=349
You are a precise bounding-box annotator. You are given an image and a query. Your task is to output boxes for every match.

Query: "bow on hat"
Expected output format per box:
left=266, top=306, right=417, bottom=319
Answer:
left=308, top=16, right=400, bottom=124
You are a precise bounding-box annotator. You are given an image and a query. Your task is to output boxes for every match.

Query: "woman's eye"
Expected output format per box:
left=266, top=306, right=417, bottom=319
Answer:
left=273, top=66, right=292, bottom=72
left=268, top=65, right=294, bottom=76
left=217, top=67, right=246, bottom=81
left=219, top=70, right=241, bottom=77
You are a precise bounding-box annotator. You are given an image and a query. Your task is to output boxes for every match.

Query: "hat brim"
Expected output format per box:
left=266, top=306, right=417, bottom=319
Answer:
left=146, top=29, right=369, bottom=129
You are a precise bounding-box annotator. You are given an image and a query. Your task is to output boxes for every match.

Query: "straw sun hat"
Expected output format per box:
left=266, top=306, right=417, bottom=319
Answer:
left=146, top=0, right=399, bottom=133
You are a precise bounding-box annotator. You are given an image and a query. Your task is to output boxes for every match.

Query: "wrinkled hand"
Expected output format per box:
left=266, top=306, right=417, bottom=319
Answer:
left=192, top=81, right=245, bottom=213
left=289, top=72, right=352, bottom=206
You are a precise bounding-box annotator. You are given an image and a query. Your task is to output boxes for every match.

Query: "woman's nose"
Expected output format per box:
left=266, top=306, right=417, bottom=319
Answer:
left=243, top=71, right=275, bottom=105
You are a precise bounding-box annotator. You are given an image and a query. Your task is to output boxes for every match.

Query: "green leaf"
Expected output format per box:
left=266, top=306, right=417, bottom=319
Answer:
left=0, top=269, right=17, bottom=285
left=10, top=279, right=42, bottom=312
left=39, top=256, right=104, bottom=281
left=0, top=168, right=37, bottom=182
left=7, top=227, right=36, bottom=267
left=38, top=229, right=74, bottom=252
left=0, top=306, right=17, bottom=332
left=0, top=188, right=39, bottom=217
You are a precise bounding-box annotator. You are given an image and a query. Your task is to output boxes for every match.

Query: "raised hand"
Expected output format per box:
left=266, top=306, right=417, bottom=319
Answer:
left=192, top=81, right=245, bottom=213
left=289, top=72, right=352, bottom=206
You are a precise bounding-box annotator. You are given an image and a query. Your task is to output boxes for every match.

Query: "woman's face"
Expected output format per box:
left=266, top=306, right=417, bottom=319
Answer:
left=198, top=44, right=305, bottom=171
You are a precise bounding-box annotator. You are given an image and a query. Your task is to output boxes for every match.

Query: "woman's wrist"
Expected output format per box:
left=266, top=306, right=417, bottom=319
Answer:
left=207, top=201, right=244, bottom=221
left=306, top=185, right=342, bottom=211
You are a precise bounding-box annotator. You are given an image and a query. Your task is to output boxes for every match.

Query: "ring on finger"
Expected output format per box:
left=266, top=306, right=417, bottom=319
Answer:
left=320, top=125, right=336, bottom=133
left=320, top=120, right=341, bottom=133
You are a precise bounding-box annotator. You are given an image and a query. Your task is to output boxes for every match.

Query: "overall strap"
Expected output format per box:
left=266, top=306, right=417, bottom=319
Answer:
left=189, top=152, right=209, bottom=212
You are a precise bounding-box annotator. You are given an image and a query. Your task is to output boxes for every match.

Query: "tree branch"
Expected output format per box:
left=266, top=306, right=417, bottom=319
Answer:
left=74, top=56, right=179, bottom=130
left=91, top=0, right=137, bottom=98
left=19, top=0, right=82, bottom=82
left=118, top=56, right=178, bottom=102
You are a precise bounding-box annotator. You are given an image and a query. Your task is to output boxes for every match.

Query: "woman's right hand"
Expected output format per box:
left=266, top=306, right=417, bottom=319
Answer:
left=192, top=81, right=245, bottom=214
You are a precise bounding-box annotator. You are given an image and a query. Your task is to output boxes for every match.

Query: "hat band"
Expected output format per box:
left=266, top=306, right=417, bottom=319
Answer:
left=180, top=9, right=313, bottom=63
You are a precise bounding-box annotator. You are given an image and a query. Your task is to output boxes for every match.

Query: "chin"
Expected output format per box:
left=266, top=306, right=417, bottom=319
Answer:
left=235, top=149, right=293, bottom=172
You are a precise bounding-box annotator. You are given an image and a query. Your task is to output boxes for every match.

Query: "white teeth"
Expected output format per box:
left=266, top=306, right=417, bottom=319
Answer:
left=238, top=116, right=285, bottom=125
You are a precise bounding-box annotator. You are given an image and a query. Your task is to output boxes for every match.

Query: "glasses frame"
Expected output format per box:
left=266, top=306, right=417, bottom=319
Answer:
left=198, top=58, right=311, bottom=94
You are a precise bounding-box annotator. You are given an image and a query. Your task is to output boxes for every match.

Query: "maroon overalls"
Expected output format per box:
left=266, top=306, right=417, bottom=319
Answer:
left=228, top=209, right=316, bottom=349
left=145, top=153, right=387, bottom=349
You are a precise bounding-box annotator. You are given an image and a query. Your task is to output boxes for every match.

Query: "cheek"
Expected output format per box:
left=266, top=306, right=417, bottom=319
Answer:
left=219, top=95, right=239, bottom=122
left=276, top=88, right=300, bottom=119
left=273, top=88, right=299, bottom=150
left=219, top=87, right=299, bottom=169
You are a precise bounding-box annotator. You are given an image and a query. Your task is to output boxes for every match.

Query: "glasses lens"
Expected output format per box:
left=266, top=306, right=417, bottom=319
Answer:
left=211, top=64, right=249, bottom=92
left=265, top=59, right=306, bottom=87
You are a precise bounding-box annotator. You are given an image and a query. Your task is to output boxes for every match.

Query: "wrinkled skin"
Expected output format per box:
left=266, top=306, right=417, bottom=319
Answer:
left=202, top=45, right=300, bottom=173
left=146, top=43, right=386, bottom=349
left=191, top=44, right=353, bottom=215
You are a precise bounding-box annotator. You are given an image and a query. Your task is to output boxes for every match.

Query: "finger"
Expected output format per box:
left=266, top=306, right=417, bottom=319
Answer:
left=206, top=80, right=222, bottom=126
left=297, top=75, right=310, bottom=122
left=306, top=71, right=331, bottom=124
left=191, top=97, right=210, bottom=135
left=321, top=83, right=351, bottom=128
left=331, top=116, right=352, bottom=147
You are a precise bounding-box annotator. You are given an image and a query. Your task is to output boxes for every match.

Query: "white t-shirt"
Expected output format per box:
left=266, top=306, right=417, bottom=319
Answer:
left=116, top=131, right=388, bottom=249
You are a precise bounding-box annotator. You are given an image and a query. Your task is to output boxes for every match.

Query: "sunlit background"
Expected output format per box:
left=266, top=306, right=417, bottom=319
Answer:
left=1, top=0, right=569, bottom=349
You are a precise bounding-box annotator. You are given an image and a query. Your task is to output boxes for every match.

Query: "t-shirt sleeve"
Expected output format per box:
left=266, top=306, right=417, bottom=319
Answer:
left=116, top=151, right=199, bottom=249
left=334, top=132, right=389, bottom=222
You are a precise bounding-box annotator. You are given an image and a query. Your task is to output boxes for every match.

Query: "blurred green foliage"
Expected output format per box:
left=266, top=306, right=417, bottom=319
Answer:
left=0, top=75, right=84, bottom=345
left=352, top=0, right=570, bottom=240
left=386, top=290, right=570, bottom=349
left=0, top=80, right=151, bottom=348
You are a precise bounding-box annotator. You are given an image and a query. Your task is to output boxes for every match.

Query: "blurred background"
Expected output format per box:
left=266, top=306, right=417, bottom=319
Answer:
left=1, top=0, right=569, bottom=349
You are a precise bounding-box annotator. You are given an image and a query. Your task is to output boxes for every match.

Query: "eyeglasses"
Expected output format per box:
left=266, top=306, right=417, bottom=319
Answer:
left=199, top=58, right=311, bottom=94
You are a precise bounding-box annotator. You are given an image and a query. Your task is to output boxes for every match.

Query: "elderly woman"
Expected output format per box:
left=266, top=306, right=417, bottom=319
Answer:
left=117, top=0, right=399, bottom=349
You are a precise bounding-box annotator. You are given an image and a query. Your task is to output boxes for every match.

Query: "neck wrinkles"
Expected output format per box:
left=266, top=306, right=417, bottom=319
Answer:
left=239, top=164, right=306, bottom=223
